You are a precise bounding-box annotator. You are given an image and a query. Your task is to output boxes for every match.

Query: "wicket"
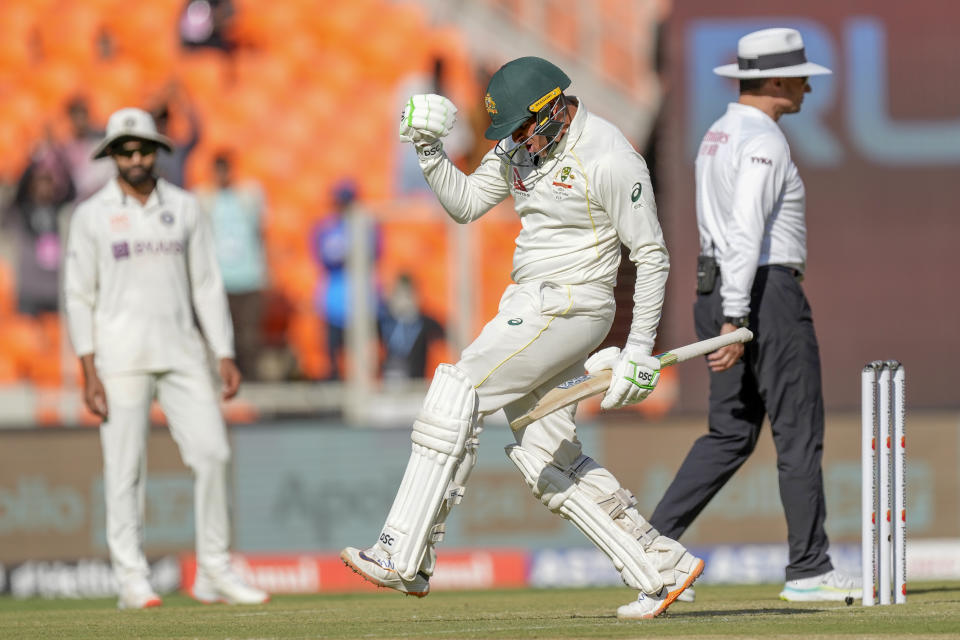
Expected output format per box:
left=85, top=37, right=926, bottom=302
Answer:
left=861, top=360, right=906, bottom=606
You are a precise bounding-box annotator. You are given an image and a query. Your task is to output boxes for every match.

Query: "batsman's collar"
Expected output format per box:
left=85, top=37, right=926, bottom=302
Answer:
left=92, top=107, right=174, bottom=159
left=713, top=28, right=831, bottom=79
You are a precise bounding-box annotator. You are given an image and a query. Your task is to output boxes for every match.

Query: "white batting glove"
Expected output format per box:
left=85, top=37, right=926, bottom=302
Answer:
left=399, top=94, right=457, bottom=154
left=585, top=344, right=660, bottom=411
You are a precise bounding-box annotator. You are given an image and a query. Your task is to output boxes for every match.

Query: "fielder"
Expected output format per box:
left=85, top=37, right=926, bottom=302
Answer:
left=341, top=57, right=701, bottom=619
left=64, top=107, right=268, bottom=609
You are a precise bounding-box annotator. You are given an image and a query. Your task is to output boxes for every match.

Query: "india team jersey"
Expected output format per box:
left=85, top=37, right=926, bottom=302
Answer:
left=65, top=178, right=234, bottom=374
left=417, top=101, right=669, bottom=351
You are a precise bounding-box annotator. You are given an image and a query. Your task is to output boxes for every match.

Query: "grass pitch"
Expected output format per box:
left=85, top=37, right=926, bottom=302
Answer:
left=2, top=581, right=959, bottom=639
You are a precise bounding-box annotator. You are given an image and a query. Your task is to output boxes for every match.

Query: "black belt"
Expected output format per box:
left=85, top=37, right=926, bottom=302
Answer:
left=758, top=265, right=803, bottom=281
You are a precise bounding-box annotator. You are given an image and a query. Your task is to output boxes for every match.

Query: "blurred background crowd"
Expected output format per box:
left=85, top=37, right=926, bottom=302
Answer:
left=0, top=0, right=665, bottom=408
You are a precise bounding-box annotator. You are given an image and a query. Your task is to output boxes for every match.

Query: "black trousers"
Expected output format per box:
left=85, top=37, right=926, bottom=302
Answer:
left=649, top=266, right=833, bottom=581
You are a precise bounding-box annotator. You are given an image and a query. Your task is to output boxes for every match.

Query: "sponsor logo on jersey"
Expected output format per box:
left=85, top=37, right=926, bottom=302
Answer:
left=751, top=156, right=772, bottom=165
left=159, top=211, right=175, bottom=226
left=507, top=318, right=523, bottom=326
left=703, top=130, right=729, bottom=144
left=512, top=168, right=527, bottom=192
left=109, top=214, right=129, bottom=231
left=631, top=182, right=643, bottom=202
left=112, top=241, right=130, bottom=260
left=134, top=239, right=184, bottom=256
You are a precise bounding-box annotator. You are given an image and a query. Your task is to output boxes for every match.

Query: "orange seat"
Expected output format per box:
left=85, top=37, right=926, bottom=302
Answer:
left=177, top=49, right=230, bottom=102
left=83, top=59, right=147, bottom=121
left=0, top=315, right=45, bottom=380
left=36, top=3, right=102, bottom=66
left=0, top=352, right=19, bottom=384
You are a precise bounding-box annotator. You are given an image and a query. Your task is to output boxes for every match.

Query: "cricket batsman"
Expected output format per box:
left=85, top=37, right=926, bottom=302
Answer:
left=64, top=107, right=268, bottom=609
left=341, top=56, right=701, bottom=619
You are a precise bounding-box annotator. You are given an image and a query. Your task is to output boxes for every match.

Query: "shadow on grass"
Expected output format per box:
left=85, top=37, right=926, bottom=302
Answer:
left=907, top=586, right=960, bottom=596
left=670, top=607, right=822, bottom=618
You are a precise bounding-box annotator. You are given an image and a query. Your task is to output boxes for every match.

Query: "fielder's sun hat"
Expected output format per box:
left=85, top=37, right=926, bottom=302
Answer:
left=713, top=28, right=831, bottom=79
left=483, top=56, right=571, bottom=141
left=91, top=107, right=174, bottom=159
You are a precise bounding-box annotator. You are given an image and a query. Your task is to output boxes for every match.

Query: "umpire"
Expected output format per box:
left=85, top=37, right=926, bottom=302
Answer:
left=648, top=28, right=861, bottom=602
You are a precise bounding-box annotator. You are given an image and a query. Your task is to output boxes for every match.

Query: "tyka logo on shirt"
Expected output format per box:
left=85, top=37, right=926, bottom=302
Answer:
left=751, top=156, right=772, bottom=166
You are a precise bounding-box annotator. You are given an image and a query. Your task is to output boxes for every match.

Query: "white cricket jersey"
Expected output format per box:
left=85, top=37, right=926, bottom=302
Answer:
left=65, top=178, right=235, bottom=374
left=416, top=100, right=668, bottom=352
left=696, top=102, right=807, bottom=318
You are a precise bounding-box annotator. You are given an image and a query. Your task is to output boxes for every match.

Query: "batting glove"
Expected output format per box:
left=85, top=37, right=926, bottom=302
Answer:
left=399, top=94, right=457, bottom=155
left=585, top=344, right=660, bottom=411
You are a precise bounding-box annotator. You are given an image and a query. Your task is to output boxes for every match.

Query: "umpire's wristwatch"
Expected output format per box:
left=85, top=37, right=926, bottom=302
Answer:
left=724, top=315, right=750, bottom=329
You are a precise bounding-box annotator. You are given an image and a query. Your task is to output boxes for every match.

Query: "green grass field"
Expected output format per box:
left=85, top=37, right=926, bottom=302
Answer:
left=2, top=581, right=959, bottom=640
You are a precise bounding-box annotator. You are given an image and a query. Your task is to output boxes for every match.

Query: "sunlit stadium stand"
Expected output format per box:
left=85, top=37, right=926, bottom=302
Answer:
left=0, top=0, right=661, bottom=424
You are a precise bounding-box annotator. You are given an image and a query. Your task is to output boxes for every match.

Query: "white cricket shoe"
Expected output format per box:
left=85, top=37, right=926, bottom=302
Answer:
left=340, top=546, right=430, bottom=597
left=117, top=578, right=162, bottom=610
left=192, top=568, right=270, bottom=605
left=618, top=556, right=704, bottom=619
left=617, top=586, right=672, bottom=620
left=779, top=569, right=862, bottom=602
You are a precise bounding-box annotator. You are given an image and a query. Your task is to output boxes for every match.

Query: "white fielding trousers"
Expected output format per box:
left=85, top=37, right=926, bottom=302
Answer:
left=457, top=280, right=615, bottom=463
left=99, top=366, right=231, bottom=584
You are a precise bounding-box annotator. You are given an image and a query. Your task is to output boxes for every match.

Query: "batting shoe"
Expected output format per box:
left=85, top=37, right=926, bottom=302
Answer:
left=779, top=569, right=862, bottom=602
left=340, top=546, right=430, bottom=597
left=117, top=578, right=163, bottom=610
left=192, top=568, right=270, bottom=605
left=617, top=557, right=704, bottom=620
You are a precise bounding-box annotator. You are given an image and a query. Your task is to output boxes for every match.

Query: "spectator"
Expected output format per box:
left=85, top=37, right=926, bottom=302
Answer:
left=196, top=152, right=267, bottom=380
left=3, top=145, right=75, bottom=315
left=379, top=274, right=444, bottom=382
left=61, top=96, right=114, bottom=202
left=311, top=180, right=382, bottom=380
left=179, top=0, right=236, bottom=52
left=149, top=83, right=201, bottom=188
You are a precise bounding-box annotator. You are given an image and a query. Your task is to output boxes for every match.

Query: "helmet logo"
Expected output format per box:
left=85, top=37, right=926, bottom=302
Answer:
left=485, top=93, right=498, bottom=115
left=529, top=87, right=561, bottom=113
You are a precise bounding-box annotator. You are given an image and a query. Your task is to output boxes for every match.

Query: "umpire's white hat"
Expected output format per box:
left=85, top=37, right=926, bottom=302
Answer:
left=91, top=107, right=174, bottom=159
left=713, top=28, right=832, bottom=79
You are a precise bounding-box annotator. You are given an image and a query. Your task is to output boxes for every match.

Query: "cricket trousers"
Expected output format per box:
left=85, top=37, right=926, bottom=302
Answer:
left=457, top=280, right=615, bottom=461
left=649, top=266, right=833, bottom=581
left=99, top=365, right=232, bottom=586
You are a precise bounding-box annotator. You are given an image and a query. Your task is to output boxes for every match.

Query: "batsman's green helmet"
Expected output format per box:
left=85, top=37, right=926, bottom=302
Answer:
left=483, top=57, right=571, bottom=140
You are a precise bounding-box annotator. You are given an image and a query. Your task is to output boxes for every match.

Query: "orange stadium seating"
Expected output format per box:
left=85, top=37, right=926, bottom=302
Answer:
left=1, top=0, right=568, bottom=388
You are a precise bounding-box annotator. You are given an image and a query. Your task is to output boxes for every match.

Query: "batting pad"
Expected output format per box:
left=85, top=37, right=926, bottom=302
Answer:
left=506, top=444, right=663, bottom=593
left=376, top=364, right=479, bottom=580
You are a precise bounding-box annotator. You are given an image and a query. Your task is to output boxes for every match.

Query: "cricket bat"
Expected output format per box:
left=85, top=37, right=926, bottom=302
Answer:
left=509, top=327, right=754, bottom=431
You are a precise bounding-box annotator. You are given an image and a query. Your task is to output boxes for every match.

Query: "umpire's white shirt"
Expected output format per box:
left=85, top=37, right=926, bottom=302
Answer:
left=65, top=178, right=234, bottom=374
left=696, top=102, right=807, bottom=318
left=417, top=100, right=669, bottom=353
